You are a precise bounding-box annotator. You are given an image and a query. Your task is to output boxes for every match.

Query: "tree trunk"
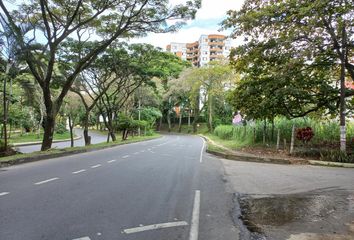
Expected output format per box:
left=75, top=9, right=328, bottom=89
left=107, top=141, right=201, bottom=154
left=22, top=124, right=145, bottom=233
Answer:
left=339, top=25, right=347, bottom=152
left=290, top=125, right=295, bottom=155
left=263, top=119, right=267, bottom=144
left=178, top=107, right=182, bottom=133
left=41, top=114, right=55, bottom=151
left=167, top=110, right=171, bottom=132
left=276, top=129, right=280, bottom=150
left=83, top=111, right=91, bottom=146
left=192, top=94, right=200, bottom=134
left=68, top=115, right=74, bottom=147
left=2, top=62, right=10, bottom=151
left=208, top=94, right=213, bottom=132
left=110, top=130, right=116, bottom=142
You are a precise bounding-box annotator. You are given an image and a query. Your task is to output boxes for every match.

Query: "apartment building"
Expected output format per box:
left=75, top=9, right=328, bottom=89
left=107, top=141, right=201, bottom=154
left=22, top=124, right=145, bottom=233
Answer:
left=166, top=34, right=232, bottom=67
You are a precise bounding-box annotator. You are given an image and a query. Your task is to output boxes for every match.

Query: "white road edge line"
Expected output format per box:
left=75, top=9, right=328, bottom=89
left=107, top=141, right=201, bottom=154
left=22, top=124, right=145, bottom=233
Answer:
left=34, top=177, right=59, bottom=185
left=122, top=221, right=188, bottom=234
left=189, top=190, right=201, bottom=240
left=122, top=155, right=130, bottom=158
left=107, top=160, right=116, bottom=163
left=199, top=139, right=205, bottom=163
left=72, top=169, right=86, bottom=174
left=72, top=237, right=91, bottom=240
left=91, top=164, right=101, bottom=168
left=0, top=192, right=10, bottom=196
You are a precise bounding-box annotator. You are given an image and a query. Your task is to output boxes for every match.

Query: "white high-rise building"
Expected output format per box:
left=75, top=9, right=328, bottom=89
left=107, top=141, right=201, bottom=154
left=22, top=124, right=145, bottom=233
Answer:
left=166, top=34, right=232, bottom=67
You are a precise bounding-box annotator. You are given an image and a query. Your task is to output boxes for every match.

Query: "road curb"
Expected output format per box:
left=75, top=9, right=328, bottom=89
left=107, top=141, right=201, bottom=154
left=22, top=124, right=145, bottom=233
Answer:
left=308, top=160, right=354, bottom=168
left=203, top=135, right=354, bottom=168
left=13, top=136, right=82, bottom=147
left=205, top=149, right=307, bottom=165
left=0, top=136, right=162, bottom=168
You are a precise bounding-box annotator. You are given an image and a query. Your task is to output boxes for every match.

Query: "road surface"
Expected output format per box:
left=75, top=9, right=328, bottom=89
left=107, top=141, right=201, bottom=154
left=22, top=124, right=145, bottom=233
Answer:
left=2, top=134, right=354, bottom=240
left=0, top=134, right=238, bottom=240
left=16, top=129, right=107, bottom=153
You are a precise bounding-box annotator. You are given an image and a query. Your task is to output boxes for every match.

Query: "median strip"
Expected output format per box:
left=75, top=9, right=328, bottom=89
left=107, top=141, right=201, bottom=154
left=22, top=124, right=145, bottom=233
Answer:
left=122, top=221, right=188, bottom=234
left=34, top=177, right=59, bottom=185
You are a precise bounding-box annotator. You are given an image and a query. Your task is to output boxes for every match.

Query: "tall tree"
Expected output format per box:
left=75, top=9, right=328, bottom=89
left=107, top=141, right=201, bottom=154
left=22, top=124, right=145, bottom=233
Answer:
left=0, top=0, right=201, bottom=150
left=223, top=0, right=354, bottom=151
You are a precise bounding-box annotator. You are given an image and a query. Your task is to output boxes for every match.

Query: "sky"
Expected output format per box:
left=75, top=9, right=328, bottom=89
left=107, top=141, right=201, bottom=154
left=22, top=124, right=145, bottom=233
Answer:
left=129, top=0, right=245, bottom=49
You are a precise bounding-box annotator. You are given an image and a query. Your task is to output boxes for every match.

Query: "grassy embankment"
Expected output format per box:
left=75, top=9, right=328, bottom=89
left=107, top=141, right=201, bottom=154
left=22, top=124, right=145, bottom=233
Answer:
left=0, top=133, right=161, bottom=164
left=9, top=132, right=72, bottom=144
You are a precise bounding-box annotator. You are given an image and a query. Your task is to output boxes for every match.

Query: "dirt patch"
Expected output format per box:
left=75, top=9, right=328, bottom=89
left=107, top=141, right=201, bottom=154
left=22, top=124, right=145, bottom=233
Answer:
left=236, top=190, right=354, bottom=240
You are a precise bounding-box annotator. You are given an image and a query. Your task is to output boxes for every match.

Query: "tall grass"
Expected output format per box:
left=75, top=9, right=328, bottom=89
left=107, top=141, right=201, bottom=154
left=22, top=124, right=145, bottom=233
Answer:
left=213, top=117, right=354, bottom=149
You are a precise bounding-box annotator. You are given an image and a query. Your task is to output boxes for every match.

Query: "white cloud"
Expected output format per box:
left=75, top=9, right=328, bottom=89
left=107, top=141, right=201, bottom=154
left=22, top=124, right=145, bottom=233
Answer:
left=129, top=0, right=244, bottom=49
left=195, top=0, right=244, bottom=20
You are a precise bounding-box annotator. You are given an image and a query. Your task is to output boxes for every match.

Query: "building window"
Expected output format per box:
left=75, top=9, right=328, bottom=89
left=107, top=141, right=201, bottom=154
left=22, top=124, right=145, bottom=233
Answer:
left=202, top=57, right=207, bottom=61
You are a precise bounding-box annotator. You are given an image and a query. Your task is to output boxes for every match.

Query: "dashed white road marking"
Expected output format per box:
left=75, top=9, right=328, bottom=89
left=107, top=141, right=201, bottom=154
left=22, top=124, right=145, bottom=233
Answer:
left=0, top=192, right=10, bottom=197
left=189, top=190, right=201, bottom=240
left=122, top=155, right=129, bottom=159
left=72, top=237, right=91, bottom=240
left=91, top=164, right=101, bottom=169
left=122, top=221, right=188, bottom=234
left=134, top=152, right=139, bottom=155
left=199, top=139, right=205, bottom=163
left=107, top=160, right=116, bottom=163
left=34, top=177, right=59, bottom=185
left=72, top=169, right=86, bottom=174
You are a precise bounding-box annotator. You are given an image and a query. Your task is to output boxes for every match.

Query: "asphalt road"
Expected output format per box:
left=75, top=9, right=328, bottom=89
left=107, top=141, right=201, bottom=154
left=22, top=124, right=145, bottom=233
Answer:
left=0, top=134, right=238, bottom=240
left=221, top=159, right=354, bottom=240
left=16, top=129, right=107, bottom=153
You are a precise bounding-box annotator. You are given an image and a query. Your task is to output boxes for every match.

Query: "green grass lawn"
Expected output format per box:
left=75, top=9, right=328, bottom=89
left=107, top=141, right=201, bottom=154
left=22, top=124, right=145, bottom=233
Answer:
left=203, top=133, right=251, bottom=150
left=9, top=132, right=72, bottom=144
left=1, top=133, right=161, bottom=163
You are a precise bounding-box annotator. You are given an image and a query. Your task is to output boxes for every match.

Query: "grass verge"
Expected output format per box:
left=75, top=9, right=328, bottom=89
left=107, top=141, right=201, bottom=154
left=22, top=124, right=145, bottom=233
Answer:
left=9, top=132, right=72, bottom=144
left=0, top=134, right=161, bottom=166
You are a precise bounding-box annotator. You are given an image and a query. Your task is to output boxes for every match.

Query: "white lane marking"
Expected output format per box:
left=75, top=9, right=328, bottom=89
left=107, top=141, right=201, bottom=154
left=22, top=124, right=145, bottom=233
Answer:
left=134, top=152, right=139, bottom=155
left=189, top=190, right=201, bottom=240
left=34, top=177, right=59, bottom=185
left=91, top=164, right=101, bottom=169
left=122, top=221, right=188, bottom=234
left=72, top=237, right=91, bottom=240
left=107, top=160, right=116, bottom=163
left=0, top=192, right=10, bottom=197
left=199, top=139, right=205, bottom=163
left=122, top=155, right=129, bottom=159
left=72, top=169, right=86, bottom=174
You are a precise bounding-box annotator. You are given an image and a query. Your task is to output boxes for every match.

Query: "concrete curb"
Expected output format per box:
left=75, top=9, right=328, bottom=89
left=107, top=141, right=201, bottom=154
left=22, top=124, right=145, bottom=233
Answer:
left=0, top=136, right=162, bottom=168
left=202, top=135, right=354, bottom=167
left=308, top=160, right=354, bottom=168
left=206, top=149, right=308, bottom=165
left=13, top=136, right=82, bottom=147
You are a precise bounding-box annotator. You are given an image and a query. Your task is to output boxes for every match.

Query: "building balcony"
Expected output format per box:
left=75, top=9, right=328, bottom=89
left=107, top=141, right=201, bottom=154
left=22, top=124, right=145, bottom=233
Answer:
left=208, top=41, right=225, bottom=46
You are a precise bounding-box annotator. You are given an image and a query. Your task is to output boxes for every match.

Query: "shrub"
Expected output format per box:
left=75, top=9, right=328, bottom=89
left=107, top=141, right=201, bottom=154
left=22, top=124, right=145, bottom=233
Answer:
left=214, top=125, right=234, bottom=140
left=320, top=150, right=354, bottom=163
left=296, top=127, right=314, bottom=143
left=55, top=122, right=68, bottom=134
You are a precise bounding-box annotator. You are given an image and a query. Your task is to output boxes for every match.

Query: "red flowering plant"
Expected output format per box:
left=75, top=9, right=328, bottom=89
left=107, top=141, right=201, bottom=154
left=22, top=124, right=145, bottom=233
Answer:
left=296, top=127, right=314, bottom=144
